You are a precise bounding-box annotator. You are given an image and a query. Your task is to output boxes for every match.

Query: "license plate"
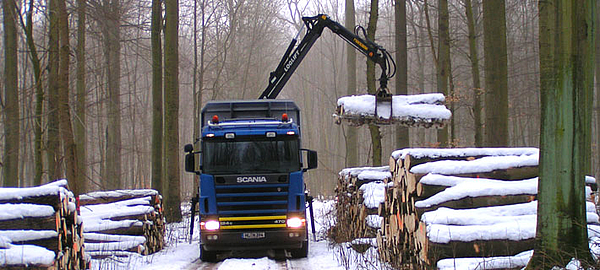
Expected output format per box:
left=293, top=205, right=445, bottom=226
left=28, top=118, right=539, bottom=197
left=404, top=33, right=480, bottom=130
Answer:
left=242, top=232, right=265, bottom=239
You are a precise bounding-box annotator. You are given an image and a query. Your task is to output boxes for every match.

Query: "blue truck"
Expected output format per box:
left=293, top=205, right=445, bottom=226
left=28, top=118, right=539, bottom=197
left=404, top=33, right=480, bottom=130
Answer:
left=184, top=14, right=395, bottom=261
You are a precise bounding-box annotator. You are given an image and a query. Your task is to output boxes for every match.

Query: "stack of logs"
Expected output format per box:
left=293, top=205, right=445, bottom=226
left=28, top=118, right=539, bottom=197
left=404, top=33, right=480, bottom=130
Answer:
left=333, top=167, right=390, bottom=246
left=0, top=180, right=89, bottom=269
left=79, top=189, right=165, bottom=259
left=377, top=148, right=598, bottom=269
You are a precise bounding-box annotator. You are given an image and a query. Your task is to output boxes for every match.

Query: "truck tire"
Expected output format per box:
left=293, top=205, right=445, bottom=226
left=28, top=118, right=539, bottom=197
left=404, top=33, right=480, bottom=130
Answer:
left=289, top=241, right=308, bottom=258
left=200, top=244, right=218, bottom=262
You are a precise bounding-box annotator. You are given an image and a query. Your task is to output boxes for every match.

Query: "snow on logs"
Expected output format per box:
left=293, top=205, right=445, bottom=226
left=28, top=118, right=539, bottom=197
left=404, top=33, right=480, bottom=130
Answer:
left=333, top=93, right=451, bottom=127
left=333, top=167, right=389, bottom=245
left=79, top=189, right=165, bottom=259
left=377, top=148, right=598, bottom=269
left=0, top=180, right=89, bottom=269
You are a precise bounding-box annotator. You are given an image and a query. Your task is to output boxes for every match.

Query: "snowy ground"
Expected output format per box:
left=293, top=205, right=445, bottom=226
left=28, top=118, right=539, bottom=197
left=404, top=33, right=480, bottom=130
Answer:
left=90, top=200, right=362, bottom=270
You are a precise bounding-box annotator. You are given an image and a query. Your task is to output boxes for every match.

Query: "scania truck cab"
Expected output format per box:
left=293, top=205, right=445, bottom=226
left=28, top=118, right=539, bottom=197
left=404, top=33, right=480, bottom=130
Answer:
left=185, top=100, right=317, bottom=261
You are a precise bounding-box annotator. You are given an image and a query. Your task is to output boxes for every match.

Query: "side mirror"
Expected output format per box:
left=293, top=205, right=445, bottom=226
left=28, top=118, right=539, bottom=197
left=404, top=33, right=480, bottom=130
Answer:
left=185, top=153, right=196, bottom=173
left=307, top=150, right=318, bottom=170
left=184, top=144, right=194, bottom=153
left=302, top=149, right=317, bottom=171
left=184, top=144, right=200, bottom=174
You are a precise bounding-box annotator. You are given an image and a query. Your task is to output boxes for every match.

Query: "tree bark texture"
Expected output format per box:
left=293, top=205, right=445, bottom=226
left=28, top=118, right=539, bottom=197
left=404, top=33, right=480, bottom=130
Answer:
left=465, top=0, right=483, bottom=147
left=395, top=0, right=409, bottom=149
left=528, top=0, right=595, bottom=267
left=345, top=0, right=359, bottom=167
left=436, top=0, right=450, bottom=147
left=483, top=0, right=509, bottom=147
left=366, top=0, right=382, bottom=166
left=75, top=0, right=88, bottom=193
left=57, top=0, right=81, bottom=196
left=47, top=0, right=62, bottom=181
left=22, top=0, right=44, bottom=186
left=103, top=0, right=122, bottom=189
left=164, top=0, right=182, bottom=222
left=151, top=0, right=163, bottom=194
left=3, top=0, right=19, bottom=186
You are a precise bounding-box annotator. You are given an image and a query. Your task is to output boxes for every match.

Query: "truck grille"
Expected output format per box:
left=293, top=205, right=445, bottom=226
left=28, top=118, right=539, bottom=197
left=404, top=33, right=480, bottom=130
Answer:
left=215, top=183, right=289, bottom=216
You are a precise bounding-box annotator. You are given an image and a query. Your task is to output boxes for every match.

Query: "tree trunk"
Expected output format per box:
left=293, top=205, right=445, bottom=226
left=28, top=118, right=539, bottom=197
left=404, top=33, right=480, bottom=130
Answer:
left=465, top=0, right=483, bottom=147
left=345, top=0, right=359, bottom=167
left=527, top=0, right=595, bottom=267
left=483, top=0, right=509, bottom=147
left=2, top=0, right=19, bottom=187
left=366, top=0, right=382, bottom=166
left=47, top=0, right=61, bottom=181
left=57, top=0, right=81, bottom=195
left=22, top=0, right=44, bottom=186
left=164, top=0, right=182, bottom=222
left=595, top=0, right=600, bottom=190
left=436, top=0, right=450, bottom=147
left=103, top=0, right=122, bottom=189
left=151, top=0, right=163, bottom=194
left=395, top=0, right=409, bottom=149
left=75, top=0, right=87, bottom=193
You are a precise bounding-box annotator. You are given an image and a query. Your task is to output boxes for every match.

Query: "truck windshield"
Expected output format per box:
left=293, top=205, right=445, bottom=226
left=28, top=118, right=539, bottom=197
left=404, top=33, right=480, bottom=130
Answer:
left=203, top=137, right=301, bottom=174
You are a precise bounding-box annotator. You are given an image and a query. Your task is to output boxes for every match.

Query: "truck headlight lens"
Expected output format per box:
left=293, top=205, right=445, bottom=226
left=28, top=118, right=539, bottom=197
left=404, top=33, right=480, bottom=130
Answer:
left=286, top=217, right=305, bottom=228
left=203, top=220, right=220, bottom=231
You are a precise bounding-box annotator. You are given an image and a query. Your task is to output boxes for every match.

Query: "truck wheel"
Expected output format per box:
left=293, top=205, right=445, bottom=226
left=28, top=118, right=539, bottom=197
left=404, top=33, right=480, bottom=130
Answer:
left=200, top=244, right=218, bottom=262
left=289, top=241, right=308, bottom=258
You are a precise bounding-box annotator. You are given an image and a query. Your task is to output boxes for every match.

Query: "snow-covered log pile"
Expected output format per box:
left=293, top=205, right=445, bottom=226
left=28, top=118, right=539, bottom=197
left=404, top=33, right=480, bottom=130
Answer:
left=79, top=189, right=165, bottom=259
left=377, top=148, right=599, bottom=269
left=332, top=167, right=389, bottom=245
left=0, top=180, right=89, bottom=269
left=333, top=93, right=451, bottom=127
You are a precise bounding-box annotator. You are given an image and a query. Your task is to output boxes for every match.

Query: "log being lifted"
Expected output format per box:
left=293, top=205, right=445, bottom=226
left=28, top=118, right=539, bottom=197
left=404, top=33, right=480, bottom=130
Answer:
left=334, top=93, right=451, bottom=127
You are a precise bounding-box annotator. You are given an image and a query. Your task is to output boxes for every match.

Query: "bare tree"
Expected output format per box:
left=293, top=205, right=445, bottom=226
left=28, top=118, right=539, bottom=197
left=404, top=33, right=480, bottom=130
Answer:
left=395, top=0, right=409, bottom=149
left=75, top=0, right=88, bottom=193
left=151, top=0, right=163, bottom=194
left=47, top=0, right=62, bottom=181
left=483, top=0, right=508, bottom=146
left=345, top=0, right=359, bottom=167
left=528, top=0, right=595, bottom=267
left=2, top=0, right=19, bottom=186
left=164, top=0, right=182, bottom=222
left=465, top=0, right=483, bottom=147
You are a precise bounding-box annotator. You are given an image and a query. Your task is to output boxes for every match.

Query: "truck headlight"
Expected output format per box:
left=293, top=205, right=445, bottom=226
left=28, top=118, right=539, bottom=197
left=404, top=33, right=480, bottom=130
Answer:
left=286, top=217, right=305, bottom=228
left=202, top=220, right=220, bottom=231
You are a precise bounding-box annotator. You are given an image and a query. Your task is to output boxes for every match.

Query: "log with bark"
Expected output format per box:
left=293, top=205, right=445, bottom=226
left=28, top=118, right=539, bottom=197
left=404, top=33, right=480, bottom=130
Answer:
left=0, top=180, right=89, bottom=269
left=333, top=94, right=451, bottom=127
left=80, top=189, right=164, bottom=259
left=332, top=167, right=390, bottom=245
left=377, top=148, right=598, bottom=269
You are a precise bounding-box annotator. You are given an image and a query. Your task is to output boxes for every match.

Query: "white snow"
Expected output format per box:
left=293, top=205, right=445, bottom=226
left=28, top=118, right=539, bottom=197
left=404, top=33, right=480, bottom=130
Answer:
left=0, top=179, right=70, bottom=201
left=0, top=204, right=56, bottom=221
left=359, top=181, right=386, bottom=209
left=0, top=236, right=10, bottom=249
left=83, top=219, right=143, bottom=233
left=415, top=176, right=538, bottom=208
left=84, top=233, right=146, bottom=243
left=391, top=147, right=539, bottom=160
left=338, top=166, right=390, bottom=180
left=366, top=215, right=382, bottom=229
left=337, top=94, right=451, bottom=120
left=437, top=250, right=533, bottom=270
left=218, top=257, right=280, bottom=270
left=85, top=240, right=145, bottom=252
left=410, top=154, right=538, bottom=175
left=79, top=189, right=158, bottom=202
left=81, top=205, right=154, bottom=221
left=0, top=244, right=56, bottom=266
left=0, top=230, right=58, bottom=242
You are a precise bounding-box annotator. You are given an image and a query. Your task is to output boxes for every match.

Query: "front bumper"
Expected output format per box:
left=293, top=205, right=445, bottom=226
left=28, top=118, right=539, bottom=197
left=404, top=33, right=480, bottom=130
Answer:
left=201, top=228, right=306, bottom=251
